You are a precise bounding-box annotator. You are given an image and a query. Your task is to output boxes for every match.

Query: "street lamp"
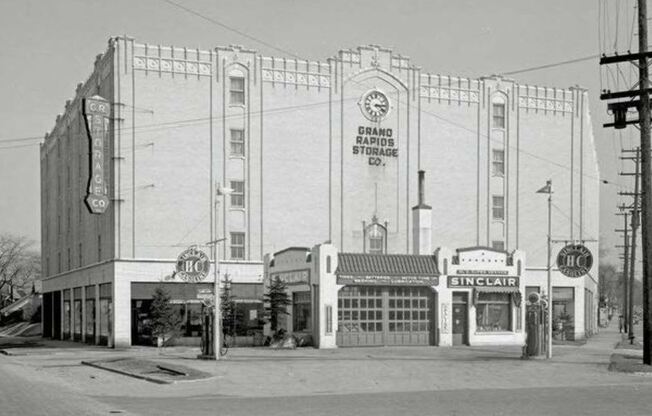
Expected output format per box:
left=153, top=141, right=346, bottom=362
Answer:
left=207, top=183, right=232, bottom=360
left=536, top=179, right=553, bottom=359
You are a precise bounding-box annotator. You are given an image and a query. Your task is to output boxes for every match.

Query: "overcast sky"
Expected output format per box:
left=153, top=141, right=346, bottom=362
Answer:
left=0, top=0, right=635, bottom=267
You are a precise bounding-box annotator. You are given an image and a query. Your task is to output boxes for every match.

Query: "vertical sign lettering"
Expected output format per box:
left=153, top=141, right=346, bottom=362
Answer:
left=82, top=96, right=110, bottom=214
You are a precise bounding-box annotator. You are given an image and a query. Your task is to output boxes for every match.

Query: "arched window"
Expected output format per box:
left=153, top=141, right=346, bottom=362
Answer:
left=363, top=215, right=387, bottom=254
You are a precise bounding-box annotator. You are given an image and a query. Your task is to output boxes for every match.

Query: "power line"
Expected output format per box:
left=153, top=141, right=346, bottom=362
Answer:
left=160, top=0, right=301, bottom=59
left=499, top=54, right=599, bottom=76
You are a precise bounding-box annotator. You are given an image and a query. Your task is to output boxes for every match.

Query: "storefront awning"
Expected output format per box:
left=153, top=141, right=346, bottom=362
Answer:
left=473, top=286, right=522, bottom=307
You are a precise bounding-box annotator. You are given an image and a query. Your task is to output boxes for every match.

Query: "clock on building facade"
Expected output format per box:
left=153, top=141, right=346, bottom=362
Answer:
left=360, top=89, right=390, bottom=122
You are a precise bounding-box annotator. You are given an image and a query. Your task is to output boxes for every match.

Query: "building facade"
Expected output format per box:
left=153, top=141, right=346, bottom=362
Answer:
left=40, top=36, right=600, bottom=347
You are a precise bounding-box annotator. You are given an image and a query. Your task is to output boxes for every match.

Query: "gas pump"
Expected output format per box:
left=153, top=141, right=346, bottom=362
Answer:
left=523, top=292, right=549, bottom=358
left=199, top=303, right=215, bottom=358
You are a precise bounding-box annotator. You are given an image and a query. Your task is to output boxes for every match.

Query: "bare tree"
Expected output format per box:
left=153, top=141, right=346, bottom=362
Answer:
left=0, top=234, right=40, bottom=308
left=598, top=263, right=620, bottom=308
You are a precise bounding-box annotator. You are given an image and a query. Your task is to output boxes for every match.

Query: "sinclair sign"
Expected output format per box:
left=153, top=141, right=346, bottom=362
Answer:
left=82, top=96, right=110, bottom=214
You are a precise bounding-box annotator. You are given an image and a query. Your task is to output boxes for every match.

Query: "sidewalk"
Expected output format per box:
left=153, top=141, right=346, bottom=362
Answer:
left=3, top=322, right=651, bottom=400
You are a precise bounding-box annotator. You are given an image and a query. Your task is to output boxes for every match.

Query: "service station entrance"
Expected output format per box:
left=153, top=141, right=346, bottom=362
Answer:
left=336, top=286, right=437, bottom=347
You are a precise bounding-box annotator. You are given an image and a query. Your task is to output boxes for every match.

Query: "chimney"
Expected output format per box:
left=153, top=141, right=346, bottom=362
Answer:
left=412, top=170, right=432, bottom=255
left=418, top=170, right=425, bottom=206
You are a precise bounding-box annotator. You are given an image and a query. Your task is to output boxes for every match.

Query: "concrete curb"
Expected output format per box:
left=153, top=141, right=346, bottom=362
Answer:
left=81, top=360, right=172, bottom=385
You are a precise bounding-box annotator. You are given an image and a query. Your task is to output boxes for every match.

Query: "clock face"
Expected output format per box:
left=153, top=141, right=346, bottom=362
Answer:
left=361, top=90, right=390, bottom=121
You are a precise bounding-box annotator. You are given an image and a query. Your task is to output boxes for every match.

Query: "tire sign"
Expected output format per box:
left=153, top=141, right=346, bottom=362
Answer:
left=176, top=247, right=210, bottom=283
left=556, top=244, right=593, bottom=278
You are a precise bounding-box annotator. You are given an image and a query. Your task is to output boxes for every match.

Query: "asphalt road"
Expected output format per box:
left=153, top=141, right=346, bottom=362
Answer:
left=98, top=382, right=652, bottom=416
left=0, top=357, right=138, bottom=416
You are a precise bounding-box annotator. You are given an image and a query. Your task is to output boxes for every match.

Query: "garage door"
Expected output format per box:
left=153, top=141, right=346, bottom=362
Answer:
left=336, top=286, right=436, bottom=347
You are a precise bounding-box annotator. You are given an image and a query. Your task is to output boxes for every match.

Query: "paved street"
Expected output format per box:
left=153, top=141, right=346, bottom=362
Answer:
left=0, top=353, right=131, bottom=416
left=1, top=322, right=651, bottom=416
left=99, top=383, right=652, bottom=416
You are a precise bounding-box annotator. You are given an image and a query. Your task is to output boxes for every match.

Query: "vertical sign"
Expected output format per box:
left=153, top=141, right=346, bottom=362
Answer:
left=82, top=95, right=110, bottom=214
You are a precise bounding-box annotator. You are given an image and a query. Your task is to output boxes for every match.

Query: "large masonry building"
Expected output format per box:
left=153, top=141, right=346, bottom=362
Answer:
left=40, top=37, right=600, bottom=348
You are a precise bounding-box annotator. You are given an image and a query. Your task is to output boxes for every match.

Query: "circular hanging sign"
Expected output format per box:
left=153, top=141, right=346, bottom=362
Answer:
left=175, top=247, right=210, bottom=283
left=556, top=244, right=593, bottom=278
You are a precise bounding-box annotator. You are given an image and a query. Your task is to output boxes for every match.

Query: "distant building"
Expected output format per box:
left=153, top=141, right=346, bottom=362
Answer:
left=40, top=36, right=600, bottom=347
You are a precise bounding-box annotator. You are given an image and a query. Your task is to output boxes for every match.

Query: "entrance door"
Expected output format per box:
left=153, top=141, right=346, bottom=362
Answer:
left=452, top=292, right=468, bottom=346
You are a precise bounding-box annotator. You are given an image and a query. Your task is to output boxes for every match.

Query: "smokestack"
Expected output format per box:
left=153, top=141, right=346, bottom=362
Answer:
left=412, top=170, right=432, bottom=255
left=418, top=170, right=425, bottom=205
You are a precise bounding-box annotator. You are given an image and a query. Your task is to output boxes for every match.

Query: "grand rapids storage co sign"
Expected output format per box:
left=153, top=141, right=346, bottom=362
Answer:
left=82, top=95, right=110, bottom=214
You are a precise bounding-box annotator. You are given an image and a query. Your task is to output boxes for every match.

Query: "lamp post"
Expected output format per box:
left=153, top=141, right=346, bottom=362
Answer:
left=209, top=184, right=232, bottom=360
left=537, top=179, right=553, bottom=359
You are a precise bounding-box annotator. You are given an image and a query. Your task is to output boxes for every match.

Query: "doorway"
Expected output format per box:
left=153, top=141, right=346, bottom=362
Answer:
left=452, top=292, right=468, bottom=346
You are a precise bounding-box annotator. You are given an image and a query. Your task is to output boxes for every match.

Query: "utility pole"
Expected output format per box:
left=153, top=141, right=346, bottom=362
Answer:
left=640, top=0, right=652, bottom=365
left=627, top=149, right=641, bottom=344
left=616, top=209, right=631, bottom=333
left=600, top=0, right=652, bottom=365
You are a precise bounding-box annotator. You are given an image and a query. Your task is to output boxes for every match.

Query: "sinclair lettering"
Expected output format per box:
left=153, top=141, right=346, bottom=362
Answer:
left=448, top=276, right=519, bottom=287
left=352, top=126, right=398, bottom=166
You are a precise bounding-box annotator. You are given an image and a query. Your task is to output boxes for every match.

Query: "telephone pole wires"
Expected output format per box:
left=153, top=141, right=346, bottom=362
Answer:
left=600, top=0, right=652, bottom=364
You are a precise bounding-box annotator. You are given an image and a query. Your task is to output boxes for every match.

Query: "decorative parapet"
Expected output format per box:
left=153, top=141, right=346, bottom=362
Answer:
left=517, top=85, right=574, bottom=114
left=260, top=57, right=331, bottom=88
left=420, top=75, right=480, bottom=104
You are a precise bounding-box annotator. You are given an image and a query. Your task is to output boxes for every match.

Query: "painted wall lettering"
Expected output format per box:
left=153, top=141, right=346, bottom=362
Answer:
left=352, top=126, right=398, bottom=166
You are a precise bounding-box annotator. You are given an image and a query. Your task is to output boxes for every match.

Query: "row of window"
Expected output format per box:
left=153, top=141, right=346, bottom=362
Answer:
left=490, top=102, right=506, bottom=252
left=47, top=235, right=102, bottom=276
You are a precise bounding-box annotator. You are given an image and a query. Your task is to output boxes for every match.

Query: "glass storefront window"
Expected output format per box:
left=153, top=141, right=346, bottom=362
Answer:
left=293, top=292, right=311, bottom=332
left=476, top=293, right=511, bottom=332
left=99, top=299, right=111, bottom=338
left=73, top=300, right=82, bottom=339
left=63, top=301, right=71, bottom=339
left=85, top=299, right=95, bottom=341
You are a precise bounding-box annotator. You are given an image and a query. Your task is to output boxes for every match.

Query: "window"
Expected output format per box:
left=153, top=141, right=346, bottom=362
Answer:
left=97, top=235, right=102, bottom=262
left=229, top=76, right=245, bottom=105
left=78, top=243, right=83, bottom=267
left=366, top=223, right=386, bottom=254
left=326, top=256, right=331, bottom=273
left=230, top=232, right=245, bottom=259
left=369, top=232, right=383, bottom=254
left=67, top=248, right=71, bottom=270
left=492, top=195, right=505, bottom=220
left=476, top=292, right=511, bottom=332
left=293, top=292, right=311, bottom=332
left=492, top=149, right=505, bottom=176
left=492, top=240, right=505, bottom=251
left=230, top=181, right=245, bottom=208
left=493, top=103, right=505, bottom=128
left=230, top=129, right=245, bottom=156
